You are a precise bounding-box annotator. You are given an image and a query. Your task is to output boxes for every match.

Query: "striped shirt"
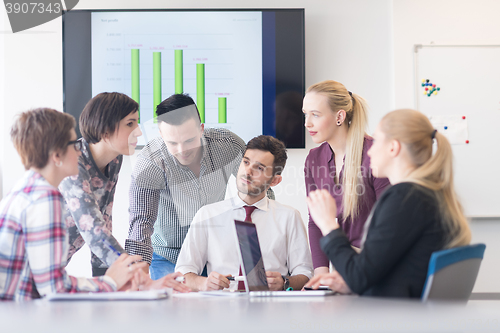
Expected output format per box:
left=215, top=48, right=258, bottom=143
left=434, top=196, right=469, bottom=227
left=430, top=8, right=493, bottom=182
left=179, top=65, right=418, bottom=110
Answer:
left=125, top=128, right=246, bottom=265
left=0, top=171, right=116, bottom=301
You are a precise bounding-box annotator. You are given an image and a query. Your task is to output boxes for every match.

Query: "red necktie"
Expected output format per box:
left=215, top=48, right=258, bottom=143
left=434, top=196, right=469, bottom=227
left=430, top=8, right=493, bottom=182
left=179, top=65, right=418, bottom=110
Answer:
left=238, top=205, right=257, bottom=290
left=244, top=205, right=257, bottom=222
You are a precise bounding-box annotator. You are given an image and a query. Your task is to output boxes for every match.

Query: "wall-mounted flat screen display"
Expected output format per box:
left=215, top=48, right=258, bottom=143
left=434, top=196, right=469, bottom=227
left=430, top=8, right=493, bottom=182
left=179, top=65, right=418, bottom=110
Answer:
left=63, top=9, right=305, bottom=148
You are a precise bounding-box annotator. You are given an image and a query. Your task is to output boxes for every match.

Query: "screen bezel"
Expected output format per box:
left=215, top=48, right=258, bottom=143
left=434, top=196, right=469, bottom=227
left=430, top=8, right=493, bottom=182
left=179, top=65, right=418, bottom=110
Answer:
left=233, top=220, right=270, bottom=292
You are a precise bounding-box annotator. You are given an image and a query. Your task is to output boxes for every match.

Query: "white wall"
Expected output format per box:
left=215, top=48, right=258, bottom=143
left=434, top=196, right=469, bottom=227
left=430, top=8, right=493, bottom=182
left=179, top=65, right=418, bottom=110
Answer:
left=1, top=0, right=498, bottom=291
left=392, top=0, right=500, bottom=293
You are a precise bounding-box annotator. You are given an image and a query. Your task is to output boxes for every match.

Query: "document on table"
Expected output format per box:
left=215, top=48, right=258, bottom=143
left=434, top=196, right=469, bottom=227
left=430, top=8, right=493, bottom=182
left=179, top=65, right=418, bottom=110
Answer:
left=46, top=289, right=170, bottom=301
left=172, top=291, right=246, bottom=298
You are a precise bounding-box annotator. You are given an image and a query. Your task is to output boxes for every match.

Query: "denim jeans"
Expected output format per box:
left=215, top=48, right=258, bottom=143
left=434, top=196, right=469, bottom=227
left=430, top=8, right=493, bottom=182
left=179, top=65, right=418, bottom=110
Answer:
left=150, top=252, right=176, bottom=280
left=150, top=252, right=209, bottom=280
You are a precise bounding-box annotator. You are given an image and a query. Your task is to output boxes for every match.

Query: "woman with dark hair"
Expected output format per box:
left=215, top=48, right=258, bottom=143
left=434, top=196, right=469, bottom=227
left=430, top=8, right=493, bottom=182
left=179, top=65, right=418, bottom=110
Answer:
left=59, top=92, right=190, bottom=292
left=59, top=92, right=142, bottom=276
left=0, top=108, right=146, bottom=300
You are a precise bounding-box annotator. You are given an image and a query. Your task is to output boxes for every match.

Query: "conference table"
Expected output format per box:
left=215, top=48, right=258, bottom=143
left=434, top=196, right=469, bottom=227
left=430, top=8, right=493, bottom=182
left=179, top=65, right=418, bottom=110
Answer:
left=1, top=292, right=499, bottom=333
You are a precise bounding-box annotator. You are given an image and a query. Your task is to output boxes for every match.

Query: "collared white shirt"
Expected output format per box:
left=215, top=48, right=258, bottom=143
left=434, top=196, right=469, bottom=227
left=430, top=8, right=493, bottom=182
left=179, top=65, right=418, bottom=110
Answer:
left=175, top=195, right=313, bottom=285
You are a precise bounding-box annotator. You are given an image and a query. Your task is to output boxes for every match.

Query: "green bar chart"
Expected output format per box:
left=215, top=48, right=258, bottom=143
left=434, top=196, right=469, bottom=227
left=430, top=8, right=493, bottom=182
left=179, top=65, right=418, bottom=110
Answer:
left=131, top=49, right=140, bottom=121
left=197, top=64, right=205, bottom=123
left=153, top=52, right=162, bottom=123
left=93, top=11, right=263, bottom=146
left=218, top=97, right=227, bottom=123
left=175, top=49, right=183, bottom=94
left=129, top=50, right=229, bottom=125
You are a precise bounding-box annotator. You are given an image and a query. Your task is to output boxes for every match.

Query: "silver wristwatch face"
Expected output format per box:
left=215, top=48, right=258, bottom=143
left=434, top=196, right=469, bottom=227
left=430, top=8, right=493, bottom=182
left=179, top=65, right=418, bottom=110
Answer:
left=282, top=276, right=290, bottom=290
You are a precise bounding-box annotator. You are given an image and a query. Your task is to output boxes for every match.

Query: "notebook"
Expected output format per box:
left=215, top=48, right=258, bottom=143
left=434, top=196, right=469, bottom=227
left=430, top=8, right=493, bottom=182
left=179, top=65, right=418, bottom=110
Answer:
left=233, top=220, right=336, bottom=297
left=46, top=289, right=170, bottom=301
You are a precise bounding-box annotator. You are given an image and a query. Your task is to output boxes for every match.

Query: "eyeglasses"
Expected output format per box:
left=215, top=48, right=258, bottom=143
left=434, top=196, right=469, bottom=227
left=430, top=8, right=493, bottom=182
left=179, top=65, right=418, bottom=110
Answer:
left=67, top=140, right=83, bottom=152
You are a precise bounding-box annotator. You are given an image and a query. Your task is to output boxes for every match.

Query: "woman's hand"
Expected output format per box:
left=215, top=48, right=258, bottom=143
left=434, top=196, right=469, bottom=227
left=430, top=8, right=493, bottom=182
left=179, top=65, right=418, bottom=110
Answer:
left=303, top=271, right=352, bottom=295
left=105, top=254, right=147, bottom=290
left=306, top=189, right=339, bottom=235
left=138, top=271, right=191, bottom=293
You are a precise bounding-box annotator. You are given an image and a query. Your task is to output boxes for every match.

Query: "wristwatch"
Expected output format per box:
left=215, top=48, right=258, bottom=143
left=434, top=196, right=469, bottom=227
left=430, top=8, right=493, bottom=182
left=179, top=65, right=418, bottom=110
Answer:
left=282, top=275, right=290, bottom=291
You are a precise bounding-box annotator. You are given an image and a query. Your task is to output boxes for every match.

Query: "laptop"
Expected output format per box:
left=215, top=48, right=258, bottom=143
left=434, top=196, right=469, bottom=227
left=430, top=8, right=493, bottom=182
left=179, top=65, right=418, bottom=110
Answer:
left=233, top=220, right=336, bottom=297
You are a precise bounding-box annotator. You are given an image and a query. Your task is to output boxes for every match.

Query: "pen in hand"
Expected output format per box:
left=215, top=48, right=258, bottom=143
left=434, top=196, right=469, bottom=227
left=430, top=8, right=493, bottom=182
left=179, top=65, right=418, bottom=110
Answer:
left=226, top=276, right=245, bottom=282
left=101, top=236, right=145, bottom=266
left=101, top=236, right=123, bottom=262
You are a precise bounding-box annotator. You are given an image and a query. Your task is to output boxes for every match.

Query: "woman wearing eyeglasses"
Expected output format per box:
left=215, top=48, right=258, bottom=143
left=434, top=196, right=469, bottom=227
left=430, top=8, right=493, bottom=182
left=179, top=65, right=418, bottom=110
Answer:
left=0, top=108, right=148, bottom=300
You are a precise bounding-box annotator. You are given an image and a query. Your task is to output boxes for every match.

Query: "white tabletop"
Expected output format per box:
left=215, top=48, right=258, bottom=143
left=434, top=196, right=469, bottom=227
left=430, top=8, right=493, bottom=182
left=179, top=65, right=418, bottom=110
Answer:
left=1, top=293, right=499, bottom=333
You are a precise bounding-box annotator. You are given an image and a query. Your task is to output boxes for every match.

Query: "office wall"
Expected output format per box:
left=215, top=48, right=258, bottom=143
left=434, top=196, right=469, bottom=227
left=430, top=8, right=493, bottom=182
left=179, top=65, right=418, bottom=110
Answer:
left=392, top=0, right=500, bottom=292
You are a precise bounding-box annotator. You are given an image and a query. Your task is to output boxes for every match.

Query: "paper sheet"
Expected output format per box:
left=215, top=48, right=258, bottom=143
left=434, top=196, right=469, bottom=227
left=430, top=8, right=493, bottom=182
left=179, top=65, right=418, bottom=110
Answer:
left=46, top=289, right=170, bottom=301
left=428, top=115, right=469, bottom=145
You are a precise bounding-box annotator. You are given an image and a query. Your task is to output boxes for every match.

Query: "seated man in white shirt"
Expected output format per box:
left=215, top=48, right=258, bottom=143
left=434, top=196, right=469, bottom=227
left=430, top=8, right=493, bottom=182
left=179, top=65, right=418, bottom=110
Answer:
left=175, top=135, right=313, bottom=292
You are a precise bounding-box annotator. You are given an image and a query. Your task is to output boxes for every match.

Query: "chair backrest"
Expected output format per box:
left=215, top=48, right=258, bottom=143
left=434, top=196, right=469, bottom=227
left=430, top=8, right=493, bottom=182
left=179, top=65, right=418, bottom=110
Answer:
left=422, top=243, right=486, bottom=301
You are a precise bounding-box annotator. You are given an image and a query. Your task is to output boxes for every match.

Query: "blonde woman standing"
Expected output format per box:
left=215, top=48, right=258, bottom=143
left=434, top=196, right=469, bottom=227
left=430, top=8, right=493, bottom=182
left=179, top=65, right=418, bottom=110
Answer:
left=305, top=109, right=471, bottom=297
left=303, top=80, right=390, bottom=275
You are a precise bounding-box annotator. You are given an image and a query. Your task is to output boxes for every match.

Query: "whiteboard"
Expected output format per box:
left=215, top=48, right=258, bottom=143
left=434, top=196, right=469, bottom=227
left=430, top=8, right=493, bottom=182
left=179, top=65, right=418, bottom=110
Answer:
left=414, top=45, right=500, bottom=217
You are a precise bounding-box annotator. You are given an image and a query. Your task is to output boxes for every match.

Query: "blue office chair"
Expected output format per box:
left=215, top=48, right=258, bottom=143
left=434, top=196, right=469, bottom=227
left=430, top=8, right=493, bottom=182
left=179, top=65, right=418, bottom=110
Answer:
left=421, top=243, right=486, bottom=301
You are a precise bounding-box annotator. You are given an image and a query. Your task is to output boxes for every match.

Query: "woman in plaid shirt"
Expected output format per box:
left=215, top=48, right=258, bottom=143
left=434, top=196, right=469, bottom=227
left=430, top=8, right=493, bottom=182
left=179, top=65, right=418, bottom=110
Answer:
left=0, top=108, right=147, bottom=300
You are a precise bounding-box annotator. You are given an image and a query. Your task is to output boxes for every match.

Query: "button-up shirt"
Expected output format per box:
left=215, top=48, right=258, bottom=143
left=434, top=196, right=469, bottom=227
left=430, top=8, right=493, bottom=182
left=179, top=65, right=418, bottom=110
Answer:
left=59, top=138, right=125, bottom=270
left=175, top=195, right=313, bottom=289
left=305, top=136, right=391, bottom=269
left=0, top=171, right=116, bottom=301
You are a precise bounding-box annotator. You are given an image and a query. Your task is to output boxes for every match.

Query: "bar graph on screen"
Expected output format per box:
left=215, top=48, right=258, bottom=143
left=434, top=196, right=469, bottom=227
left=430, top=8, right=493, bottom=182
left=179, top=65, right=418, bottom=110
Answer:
left=128, top=48, right=230, bottom=126
left=91, top=11, right=262, bottom=145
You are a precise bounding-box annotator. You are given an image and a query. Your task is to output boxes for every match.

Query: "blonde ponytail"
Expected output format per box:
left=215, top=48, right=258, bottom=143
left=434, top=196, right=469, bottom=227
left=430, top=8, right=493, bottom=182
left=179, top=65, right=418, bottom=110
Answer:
left=381, top=109, right=471, bottom=248
left=306, top=80, right=369, bottom=221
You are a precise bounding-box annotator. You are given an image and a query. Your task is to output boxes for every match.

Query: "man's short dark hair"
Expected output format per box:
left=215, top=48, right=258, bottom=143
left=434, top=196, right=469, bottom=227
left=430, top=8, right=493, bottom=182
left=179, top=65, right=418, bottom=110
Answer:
left=156, top=93, right=201, bottom=126
left=246, top=135, right=287, bottom=176
left=80, top=92, right=138, bottom=144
